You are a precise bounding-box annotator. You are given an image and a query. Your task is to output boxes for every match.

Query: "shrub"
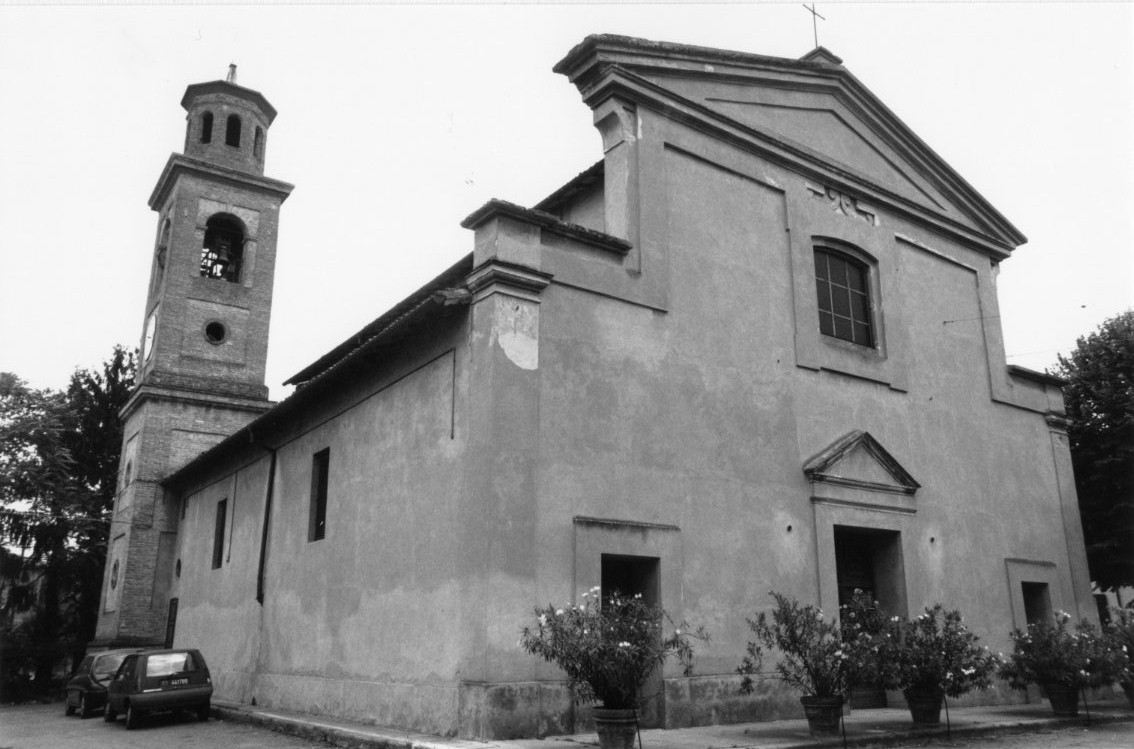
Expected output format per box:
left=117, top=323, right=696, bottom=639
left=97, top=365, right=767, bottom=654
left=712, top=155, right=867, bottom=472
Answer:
left=879, top=605, right=999, bottom=698
left=737, top=591, right=850, bottom=699
left=520, top=586, right=707, bottom=709
left=1000, top=611, right=1125, bottom=690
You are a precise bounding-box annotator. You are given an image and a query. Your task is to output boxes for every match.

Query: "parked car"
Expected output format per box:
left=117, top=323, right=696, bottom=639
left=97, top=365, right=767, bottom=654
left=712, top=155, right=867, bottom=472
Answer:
left=104, top=648, right=213, bottom=729
left=64, top=648, right=143, bottom=718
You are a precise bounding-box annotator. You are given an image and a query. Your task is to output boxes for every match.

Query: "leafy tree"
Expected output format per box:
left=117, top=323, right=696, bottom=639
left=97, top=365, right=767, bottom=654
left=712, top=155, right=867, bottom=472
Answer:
left=1054, top=311, right=1134, bottom=592
left=0, top=346, right=135, bottom=697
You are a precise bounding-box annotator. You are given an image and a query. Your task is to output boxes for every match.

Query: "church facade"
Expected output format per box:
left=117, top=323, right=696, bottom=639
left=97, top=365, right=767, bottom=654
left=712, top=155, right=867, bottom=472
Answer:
left=96, top=37, right=1095, bottom=739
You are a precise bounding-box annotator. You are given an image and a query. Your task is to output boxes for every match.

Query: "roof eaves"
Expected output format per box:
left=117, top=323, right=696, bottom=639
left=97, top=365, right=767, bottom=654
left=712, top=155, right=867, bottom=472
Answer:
left=461, top=198, right=632, bottom=255
left=533, top=160, right=604, bottom=213
left=284, top=253, right=474, bottom=387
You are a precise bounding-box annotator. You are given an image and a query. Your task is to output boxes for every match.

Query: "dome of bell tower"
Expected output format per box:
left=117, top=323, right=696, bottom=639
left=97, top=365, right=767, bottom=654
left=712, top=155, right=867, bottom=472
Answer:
left=181, top=65, right=277, bottom=176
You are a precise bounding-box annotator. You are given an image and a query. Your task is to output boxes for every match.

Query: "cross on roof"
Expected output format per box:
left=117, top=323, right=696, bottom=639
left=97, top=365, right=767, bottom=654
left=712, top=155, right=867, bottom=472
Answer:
left=802, top=3, right=826, bottom=48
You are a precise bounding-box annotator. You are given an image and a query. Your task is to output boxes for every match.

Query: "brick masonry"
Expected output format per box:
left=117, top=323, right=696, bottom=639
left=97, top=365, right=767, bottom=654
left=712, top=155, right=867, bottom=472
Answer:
left=94, top=76, right=290, bottom=647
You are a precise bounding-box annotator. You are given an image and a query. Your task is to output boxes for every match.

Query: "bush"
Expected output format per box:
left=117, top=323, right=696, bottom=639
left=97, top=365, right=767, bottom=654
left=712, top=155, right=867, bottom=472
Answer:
left=737, top=591, right=850, bottom=699
left=840, top=589, right=888, bottom=689
left=1000, top=611, right=1125, bottom=690
left=520, top=586, right=707, bottom=709
left=878, top=605, right=999, bottom=698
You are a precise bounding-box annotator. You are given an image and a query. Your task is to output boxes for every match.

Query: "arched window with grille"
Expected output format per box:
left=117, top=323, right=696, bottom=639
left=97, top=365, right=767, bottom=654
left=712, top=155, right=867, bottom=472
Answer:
left=814, top=246, right=874, bottom=347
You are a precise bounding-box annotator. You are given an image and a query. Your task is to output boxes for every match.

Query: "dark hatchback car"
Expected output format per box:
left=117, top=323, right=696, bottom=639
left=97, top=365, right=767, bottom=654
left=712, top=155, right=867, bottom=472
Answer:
left=64, top=648, right=142, bottom=718
left=104, top=648, right=213, bottom=729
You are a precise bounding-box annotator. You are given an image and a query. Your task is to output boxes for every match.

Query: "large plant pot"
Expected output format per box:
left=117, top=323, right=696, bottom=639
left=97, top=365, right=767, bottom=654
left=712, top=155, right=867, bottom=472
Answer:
left=1043, top=683, right=1079, bottom=716
left=800, top=696, right=844, bottom=736
left=593, top=708, right=638, bottom=749
left=850, top=685, right=888, bottom=709
left=903, top=687, right=944, bottom=725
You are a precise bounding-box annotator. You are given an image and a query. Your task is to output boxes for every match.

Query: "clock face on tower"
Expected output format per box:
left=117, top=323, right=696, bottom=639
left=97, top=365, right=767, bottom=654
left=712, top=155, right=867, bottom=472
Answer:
left=143, top=311, right=157, bottom=361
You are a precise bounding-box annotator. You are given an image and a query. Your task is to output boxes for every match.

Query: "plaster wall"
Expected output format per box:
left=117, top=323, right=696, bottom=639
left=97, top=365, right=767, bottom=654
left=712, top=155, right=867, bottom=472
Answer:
left=170, top=324, right=468, bottom=734
left=477, top=108, right=1090, bottom=730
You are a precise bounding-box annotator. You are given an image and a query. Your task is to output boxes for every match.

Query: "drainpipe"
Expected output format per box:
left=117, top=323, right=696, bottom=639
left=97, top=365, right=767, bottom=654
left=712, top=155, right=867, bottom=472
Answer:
left=255, top=446, right=278, bottom=605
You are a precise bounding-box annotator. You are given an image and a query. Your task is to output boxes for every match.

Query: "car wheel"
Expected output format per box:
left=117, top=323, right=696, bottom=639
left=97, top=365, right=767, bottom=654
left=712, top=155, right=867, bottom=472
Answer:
left=125, top=702, right=139, bottom=730
left=78, top=693, right=91, bottom=719
left=64, top=692, right=76, bottom=716
left=104, top=705, right=117, bottom=722
left=197, top=702, right=210, bottom=721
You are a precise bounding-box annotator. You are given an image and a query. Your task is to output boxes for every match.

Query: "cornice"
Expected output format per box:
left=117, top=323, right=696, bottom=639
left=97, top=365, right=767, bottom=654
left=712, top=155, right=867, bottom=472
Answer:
left=461, top=198, right=632, bottom=257
left=148, top=154, right=295, bottom=210
left=181, top=79, right=277, bottom=124
left=466, top=260, right=553, bottom=301
left=120, top=380, right=272, bottom=422
left=572, top=515, right=681, bottom=532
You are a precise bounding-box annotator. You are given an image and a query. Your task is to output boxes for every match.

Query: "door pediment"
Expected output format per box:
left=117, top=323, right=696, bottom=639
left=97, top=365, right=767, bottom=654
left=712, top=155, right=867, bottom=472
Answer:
left=804, top=430, right=919, bottom=496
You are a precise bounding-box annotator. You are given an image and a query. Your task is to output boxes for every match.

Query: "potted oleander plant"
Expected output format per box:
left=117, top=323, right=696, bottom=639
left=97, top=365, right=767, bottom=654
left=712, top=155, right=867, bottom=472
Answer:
left=1105, top=606, right=1134, bottom=708
left=840, top=590, right=889, bottom=709
left=736, top=592, right=852, bottom=736
left=1000, top=612, right=1125, bottom=715
left=878, top=605, right=999, bottom=725
left=520, top=586, right=707, bottom=749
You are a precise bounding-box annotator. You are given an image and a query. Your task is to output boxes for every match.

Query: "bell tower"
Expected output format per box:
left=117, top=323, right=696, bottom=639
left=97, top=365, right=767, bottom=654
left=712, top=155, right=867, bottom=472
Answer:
left=94, top=67, right=293, bottom=646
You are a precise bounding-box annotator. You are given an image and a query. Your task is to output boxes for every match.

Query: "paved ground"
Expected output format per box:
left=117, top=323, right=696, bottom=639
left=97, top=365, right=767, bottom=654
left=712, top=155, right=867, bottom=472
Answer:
left=1, top=699, right=1131, bottom=749
left=884, top=723, right=1134, bottom=748
left=0, top=702, right=324, bottom=749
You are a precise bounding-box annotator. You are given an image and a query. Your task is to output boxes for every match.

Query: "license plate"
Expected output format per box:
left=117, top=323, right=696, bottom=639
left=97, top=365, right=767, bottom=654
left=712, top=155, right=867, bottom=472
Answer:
left=162, top=678, right=189, bottom=687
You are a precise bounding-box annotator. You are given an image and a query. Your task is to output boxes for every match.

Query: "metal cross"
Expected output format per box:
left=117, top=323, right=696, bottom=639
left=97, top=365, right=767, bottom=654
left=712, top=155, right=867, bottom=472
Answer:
left=802, top=3, right=826, bottom=48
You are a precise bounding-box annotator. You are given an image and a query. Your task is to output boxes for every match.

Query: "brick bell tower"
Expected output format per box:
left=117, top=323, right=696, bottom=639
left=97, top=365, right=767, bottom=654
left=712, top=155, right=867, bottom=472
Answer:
left=94, top=66, right=293, bottom=647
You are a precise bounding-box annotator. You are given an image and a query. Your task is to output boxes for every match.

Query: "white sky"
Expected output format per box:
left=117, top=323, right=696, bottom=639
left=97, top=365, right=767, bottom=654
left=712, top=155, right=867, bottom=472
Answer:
left=1, top=1, right=1131, bottom=401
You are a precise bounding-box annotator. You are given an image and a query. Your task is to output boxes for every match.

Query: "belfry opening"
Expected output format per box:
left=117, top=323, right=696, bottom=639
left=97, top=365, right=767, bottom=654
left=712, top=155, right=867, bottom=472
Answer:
left=200, top=214, right=245, bottom=282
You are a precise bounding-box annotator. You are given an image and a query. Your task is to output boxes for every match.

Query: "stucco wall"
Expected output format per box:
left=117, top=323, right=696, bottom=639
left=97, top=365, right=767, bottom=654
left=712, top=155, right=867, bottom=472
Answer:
left=170, top=326, right=468, bottom=734
left=478, top=108, right=1089, bottom=730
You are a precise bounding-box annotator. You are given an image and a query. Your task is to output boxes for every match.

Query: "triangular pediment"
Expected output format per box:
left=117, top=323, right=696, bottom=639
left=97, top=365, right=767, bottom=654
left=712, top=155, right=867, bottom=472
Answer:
left=803, top=431, right=919, bottom=495
left=554, top=35, right=1025, bottom=256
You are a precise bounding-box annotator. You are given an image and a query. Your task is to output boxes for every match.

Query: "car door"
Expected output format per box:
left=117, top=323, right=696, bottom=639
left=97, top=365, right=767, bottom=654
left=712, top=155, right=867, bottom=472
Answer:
left=107, top=654, right=138, bottom=711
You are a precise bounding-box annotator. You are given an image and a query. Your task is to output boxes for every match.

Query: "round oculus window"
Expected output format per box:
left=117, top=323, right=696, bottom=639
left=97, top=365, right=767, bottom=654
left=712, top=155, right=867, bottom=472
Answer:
left=204, top=321, right=228, bottom=344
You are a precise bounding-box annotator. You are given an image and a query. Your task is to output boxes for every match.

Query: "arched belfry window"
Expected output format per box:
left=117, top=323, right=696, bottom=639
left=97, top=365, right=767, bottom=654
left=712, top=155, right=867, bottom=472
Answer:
left=200, top=214, right=245, bottom=282
left=225, top=114, right=242, bottom=147
left=814, top=245, right=874, bottom=347
left=253, top=127, right=264, bottom=159
left=200, top=112, right=213, bottom=144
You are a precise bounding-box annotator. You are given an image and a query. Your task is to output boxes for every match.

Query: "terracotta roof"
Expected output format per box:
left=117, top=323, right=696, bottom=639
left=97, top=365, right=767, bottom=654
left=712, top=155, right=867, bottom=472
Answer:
left=285, top=253, right=474, bottom=387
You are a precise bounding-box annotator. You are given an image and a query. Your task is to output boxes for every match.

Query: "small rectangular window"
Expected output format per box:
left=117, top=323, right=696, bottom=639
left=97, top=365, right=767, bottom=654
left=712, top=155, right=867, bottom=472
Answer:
left=309, top=448, right=330, bottom=542
left=212, top=499, right=227, bottom=569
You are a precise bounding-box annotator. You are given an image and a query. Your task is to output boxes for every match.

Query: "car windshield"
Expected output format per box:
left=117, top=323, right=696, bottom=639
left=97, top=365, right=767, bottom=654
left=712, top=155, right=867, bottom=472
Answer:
left=144, top=652, right=198, bottom=678
left=92, top=653, right=128, bottom=680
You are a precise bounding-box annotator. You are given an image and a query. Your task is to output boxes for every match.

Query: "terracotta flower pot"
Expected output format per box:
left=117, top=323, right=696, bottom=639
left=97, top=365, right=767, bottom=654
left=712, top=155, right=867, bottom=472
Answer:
left=1042, top=683, right=1079, bottom=716
left=903, top=687, right=944, bottom=725
left=593, top=708, right=638, bottom=749
left=800, top=695, right=844, bottom=736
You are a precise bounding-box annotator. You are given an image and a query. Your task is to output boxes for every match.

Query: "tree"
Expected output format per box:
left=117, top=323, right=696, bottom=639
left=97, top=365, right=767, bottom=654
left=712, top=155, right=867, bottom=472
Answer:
left=0, top=346, right=135, bottom=696
left=1054, top=311, right=1134, bottom=592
